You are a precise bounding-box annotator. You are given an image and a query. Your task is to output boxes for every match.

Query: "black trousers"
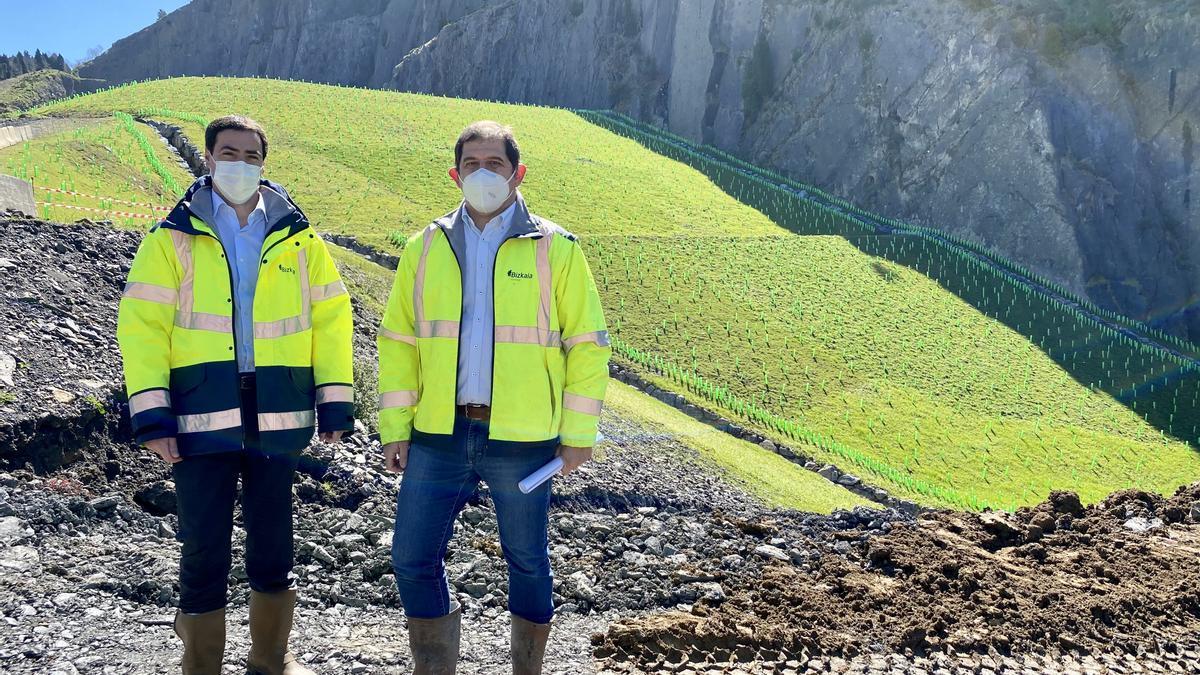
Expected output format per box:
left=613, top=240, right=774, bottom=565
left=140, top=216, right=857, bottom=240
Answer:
left=171, top=374, right=299, bottom=613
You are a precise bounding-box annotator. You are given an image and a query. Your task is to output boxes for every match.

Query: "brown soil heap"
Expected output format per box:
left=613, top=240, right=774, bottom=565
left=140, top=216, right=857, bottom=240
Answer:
left=596, top=485, right=1200, bottom=669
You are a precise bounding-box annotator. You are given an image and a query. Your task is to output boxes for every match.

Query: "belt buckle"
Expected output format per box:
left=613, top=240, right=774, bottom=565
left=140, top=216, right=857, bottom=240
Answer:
left=463, top=404, right=488, bottom=420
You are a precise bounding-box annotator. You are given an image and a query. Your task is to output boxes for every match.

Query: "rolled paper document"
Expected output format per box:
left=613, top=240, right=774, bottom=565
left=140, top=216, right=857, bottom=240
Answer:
left=519, top=457, right=564, bottom=494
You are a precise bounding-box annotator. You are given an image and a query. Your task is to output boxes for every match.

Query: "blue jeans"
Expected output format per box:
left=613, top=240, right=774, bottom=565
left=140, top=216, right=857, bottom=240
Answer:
left=391, top=415, right=557, bottom=624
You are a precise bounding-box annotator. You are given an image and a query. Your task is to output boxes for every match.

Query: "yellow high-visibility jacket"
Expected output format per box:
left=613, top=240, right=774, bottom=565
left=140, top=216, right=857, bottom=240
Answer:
left=378, top=197, right=611, bottom=450
left=117, top=177, right=354, bottom=456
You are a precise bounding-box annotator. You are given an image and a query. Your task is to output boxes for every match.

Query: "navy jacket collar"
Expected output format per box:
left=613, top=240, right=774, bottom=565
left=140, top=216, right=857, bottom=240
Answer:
left=158, top=175, right=309, bottom=239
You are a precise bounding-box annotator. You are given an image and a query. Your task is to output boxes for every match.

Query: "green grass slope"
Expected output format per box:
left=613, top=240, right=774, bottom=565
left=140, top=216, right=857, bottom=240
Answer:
left=595, top=236, right=1198, bottom=509
left=603, top=380, right=876, bottom=513
left=0, top=113, right=194, bottom=225
left=29, top=78, right=784, bottom=244
left=8, top=76, right=1197, bottom=510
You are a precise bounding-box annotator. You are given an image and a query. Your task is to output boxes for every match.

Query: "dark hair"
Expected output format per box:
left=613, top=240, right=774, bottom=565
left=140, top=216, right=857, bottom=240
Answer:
left=454, top=120, right=519, bottom=169
left=205, top=115, right=269, bottom=159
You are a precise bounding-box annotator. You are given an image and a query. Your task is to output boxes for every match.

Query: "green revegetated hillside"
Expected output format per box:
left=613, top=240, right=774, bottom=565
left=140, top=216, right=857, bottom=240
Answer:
left=603, top=380, right=877, bottom=513
left=583, top=110, right=1200, bottom=360
left=580, top=110, right=1200, bottom=509
left=594, top=235, right=1198, bottom=509
left=7, top=76, right=1198, bottom=510
left=28, top=78, right=784, bottom=242
left=0, top=115, right=193, bottom=224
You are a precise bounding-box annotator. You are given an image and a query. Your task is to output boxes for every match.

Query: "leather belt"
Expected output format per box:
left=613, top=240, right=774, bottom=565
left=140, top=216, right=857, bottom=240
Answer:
left=456, top=404, right=491, bottom=421
left=239, top=373, right=256, bottom=390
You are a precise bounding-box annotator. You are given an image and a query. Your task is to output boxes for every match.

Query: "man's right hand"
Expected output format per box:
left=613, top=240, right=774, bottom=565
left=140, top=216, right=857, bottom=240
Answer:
left=383, top=441, right=410, bottom=473
left=145, top=437, right=181, bottom=464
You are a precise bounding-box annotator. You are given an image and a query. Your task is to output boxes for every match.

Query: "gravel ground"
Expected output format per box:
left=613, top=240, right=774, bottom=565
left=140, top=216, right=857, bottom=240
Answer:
left=1, top=218, right=1198, bottom=674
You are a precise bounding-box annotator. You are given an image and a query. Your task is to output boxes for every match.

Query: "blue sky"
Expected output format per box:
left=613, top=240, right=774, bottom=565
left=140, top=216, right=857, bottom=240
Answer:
left=0, top=0, right=191, bottom=65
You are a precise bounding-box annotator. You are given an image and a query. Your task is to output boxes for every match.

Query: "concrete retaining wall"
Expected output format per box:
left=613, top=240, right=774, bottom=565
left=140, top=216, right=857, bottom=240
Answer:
left=0, top=125, right=35, bottom=150
left=0, top=175, right=35, bottom=217
left=0, top=117, right=106, bottom=151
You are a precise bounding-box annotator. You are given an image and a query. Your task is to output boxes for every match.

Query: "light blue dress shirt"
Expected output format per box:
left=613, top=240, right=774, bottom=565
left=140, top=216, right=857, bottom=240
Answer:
left=457, top=201, right=517, bottom=405
left=211, top=188, right=268, bottom=373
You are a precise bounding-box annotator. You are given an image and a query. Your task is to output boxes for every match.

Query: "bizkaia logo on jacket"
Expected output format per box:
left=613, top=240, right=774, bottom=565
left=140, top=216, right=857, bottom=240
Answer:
left=278, top=263, right=297, bottom=274
left=507, top=269, right=533, bottom=280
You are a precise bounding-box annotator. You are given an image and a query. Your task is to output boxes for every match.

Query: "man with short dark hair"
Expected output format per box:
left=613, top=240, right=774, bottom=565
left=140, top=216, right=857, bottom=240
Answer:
left=378, top=120, right=611, bottom=673
left=118, top=115, right=354, bottom=674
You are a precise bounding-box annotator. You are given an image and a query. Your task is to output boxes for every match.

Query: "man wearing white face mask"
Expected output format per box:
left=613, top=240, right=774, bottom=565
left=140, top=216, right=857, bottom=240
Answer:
left=117, top=115, right=355, bottom=674
left=378, top=121, right=611, bottom=673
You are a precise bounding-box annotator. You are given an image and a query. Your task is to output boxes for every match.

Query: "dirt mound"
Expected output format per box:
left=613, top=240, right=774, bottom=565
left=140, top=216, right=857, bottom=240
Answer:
left=595, top=486, right=1200, bottom=671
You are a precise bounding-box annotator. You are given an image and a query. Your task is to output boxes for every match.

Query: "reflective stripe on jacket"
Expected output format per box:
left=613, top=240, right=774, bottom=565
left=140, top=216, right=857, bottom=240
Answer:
left=117, top=176, right=354, bottom=456
left=378, top=196, right=611, bottom=449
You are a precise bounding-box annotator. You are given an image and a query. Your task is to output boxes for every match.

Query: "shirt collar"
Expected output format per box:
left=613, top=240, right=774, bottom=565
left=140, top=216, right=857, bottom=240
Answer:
left=211, top=187, right=266, bottom=225
left=461, top=198, right=518, bottom=238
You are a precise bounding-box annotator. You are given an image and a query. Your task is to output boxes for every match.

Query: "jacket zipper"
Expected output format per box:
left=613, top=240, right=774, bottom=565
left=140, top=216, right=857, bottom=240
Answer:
left=440, top=228, right=466, bottom=417
left=194, top=228, right=244, bottom=449
left=488, top=237, right=508, bottom=409
left=193, top=214, right=304, bottom=450
left=441, top=225, right=544, bottom=435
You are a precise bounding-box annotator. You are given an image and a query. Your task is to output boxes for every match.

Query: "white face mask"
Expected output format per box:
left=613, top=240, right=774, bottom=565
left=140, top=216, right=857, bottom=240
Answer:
left=211, top=160, right=263, bottom=205
left=461, top=168, right=515, bottom=215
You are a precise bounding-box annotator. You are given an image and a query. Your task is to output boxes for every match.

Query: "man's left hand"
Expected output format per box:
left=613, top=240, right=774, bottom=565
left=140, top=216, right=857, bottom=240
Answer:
left=319, top=430, right=345, bottom=444
left=556, top=444, right=592, bottom=476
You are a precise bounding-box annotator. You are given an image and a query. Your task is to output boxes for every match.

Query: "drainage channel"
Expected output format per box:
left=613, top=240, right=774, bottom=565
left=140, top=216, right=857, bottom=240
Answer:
left=138, top=118, right=205, bottom=178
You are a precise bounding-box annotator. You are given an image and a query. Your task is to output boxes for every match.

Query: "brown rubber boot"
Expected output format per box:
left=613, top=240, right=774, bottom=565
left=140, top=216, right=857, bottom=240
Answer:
left=174, top=607, right=226, bottom=675
left=245, top=589, right=314, bottom=675
left=406, top=604, right=462, bottom=674
left=510, top=614, right=551, bottom=675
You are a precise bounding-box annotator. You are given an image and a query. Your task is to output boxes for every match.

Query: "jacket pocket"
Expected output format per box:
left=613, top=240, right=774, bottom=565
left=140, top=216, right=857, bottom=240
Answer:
left=286, top=367, right=316, bottom=403
left=547, top=367, right=557, bottom=429
left=546, top=347, right=564, bottom=435
left=169, top=364, right=208, bottom=413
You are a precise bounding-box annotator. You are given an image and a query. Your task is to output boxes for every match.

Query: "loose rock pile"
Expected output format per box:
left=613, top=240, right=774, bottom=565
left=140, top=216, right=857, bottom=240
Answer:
left=0, top=381, right=913, bottom=673
left=0, top=217, right=137, bottom=473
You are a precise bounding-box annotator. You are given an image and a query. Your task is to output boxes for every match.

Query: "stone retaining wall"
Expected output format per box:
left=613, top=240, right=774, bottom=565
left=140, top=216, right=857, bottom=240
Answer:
left=323, top=234, right=400, bottom=270
left=138, top=118, right=205, bottom=177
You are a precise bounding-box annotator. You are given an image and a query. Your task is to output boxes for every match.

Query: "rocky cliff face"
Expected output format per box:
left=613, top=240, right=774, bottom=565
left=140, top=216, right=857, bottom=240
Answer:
left=75, top=0, right=1200, bottom=339
left=391, top=0, right=1200, bottom=340
left=77, top=0, right=497, bottom=88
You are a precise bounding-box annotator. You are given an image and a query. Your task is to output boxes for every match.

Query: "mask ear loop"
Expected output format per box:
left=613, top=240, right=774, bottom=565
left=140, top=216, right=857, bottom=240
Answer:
left=501, top=170, right=517, bottom=204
